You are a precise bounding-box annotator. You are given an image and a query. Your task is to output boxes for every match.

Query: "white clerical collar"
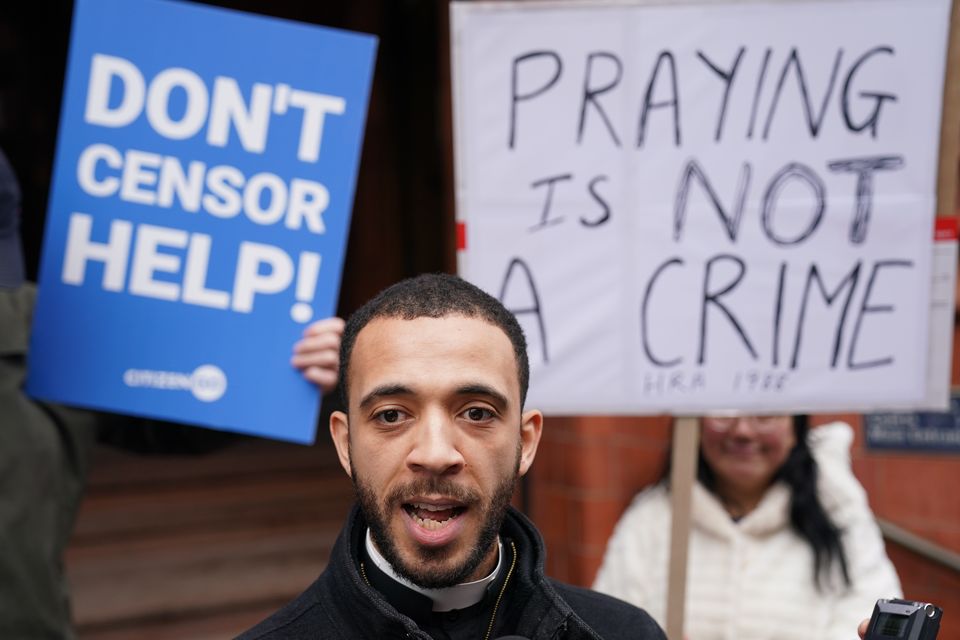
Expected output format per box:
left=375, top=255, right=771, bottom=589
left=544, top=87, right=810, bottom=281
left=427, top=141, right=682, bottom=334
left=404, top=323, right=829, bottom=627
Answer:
left=365, top=528, right=502, bottom=612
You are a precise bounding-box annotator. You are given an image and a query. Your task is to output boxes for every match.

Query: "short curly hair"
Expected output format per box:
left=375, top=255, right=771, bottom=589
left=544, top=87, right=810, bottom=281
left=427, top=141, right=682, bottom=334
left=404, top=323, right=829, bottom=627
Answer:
left=338, top=273, right=530, bottom=410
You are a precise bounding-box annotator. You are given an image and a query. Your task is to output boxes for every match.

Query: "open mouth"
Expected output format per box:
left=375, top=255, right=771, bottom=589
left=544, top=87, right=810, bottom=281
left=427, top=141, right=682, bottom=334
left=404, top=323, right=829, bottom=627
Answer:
left=403, top=502, right=467, bottom=531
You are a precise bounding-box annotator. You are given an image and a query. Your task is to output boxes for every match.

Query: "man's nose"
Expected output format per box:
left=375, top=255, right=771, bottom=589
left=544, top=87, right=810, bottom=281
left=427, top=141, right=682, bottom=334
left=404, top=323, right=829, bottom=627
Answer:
left=406, top=409, right=465, bottom=475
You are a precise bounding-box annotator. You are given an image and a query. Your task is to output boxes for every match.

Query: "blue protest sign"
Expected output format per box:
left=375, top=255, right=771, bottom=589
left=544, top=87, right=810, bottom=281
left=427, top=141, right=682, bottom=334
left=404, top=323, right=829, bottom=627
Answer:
left=26, top=0, right=376, bottom=443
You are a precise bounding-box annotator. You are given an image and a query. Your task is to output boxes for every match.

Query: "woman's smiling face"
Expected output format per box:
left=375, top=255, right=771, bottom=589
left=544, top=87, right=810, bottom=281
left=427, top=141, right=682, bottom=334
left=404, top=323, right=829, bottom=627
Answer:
left=700, top=415, right=796, bottom=511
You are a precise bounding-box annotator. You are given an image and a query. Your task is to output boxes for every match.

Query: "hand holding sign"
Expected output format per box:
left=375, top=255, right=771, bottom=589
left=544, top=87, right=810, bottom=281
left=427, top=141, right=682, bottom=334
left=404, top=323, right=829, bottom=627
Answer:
left=292, top=316, right=344, bottom=394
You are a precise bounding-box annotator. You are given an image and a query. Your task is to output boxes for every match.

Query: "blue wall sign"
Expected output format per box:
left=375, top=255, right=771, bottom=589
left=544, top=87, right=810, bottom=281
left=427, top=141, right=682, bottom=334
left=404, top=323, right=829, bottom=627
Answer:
left=865, top=393, right=960, bottom=453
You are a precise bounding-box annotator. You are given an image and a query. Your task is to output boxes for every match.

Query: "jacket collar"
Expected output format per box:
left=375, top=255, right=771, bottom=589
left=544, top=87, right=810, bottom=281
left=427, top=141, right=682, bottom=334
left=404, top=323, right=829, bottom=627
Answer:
left=317, top=503, right=577, bottom=639
left=362, top=528, right=505, bottom=613
left=692, top=481, right=792, bottom=538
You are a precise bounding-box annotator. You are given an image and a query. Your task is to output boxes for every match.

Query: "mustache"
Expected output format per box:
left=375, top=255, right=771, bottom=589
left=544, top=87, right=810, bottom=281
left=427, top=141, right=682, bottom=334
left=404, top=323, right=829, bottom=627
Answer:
left=384, top=477, right=482, bottom=506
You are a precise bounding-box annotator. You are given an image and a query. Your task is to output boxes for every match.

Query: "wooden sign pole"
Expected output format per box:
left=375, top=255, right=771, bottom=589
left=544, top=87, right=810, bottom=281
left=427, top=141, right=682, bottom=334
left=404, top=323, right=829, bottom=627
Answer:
left=664, top=8, right=958, bottom=639
left=937, top=0, right=960, bottom=217
left=665, top=416, right=700, bottom=640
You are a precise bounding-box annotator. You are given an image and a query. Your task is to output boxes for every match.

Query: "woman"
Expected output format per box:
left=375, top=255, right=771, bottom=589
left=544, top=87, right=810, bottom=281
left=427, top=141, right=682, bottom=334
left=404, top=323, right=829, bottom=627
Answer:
left=593, top=416, right=901, bottom=640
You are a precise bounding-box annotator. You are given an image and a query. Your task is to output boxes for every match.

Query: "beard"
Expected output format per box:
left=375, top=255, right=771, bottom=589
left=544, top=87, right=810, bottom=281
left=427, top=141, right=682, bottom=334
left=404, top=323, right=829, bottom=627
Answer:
left=352, top=449, right=520, bottom=589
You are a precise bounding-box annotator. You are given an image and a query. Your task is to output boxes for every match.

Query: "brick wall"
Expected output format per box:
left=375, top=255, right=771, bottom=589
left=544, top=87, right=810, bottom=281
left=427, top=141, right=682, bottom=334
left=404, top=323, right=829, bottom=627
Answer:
left=848, top=412, right=960, bottom=640
left=529, top=415, right=672, bottom=586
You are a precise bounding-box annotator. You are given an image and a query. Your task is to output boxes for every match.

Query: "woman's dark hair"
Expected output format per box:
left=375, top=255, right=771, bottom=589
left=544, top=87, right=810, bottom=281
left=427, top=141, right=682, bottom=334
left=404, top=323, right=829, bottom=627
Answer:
left=664, top=416, right=851, bottom=591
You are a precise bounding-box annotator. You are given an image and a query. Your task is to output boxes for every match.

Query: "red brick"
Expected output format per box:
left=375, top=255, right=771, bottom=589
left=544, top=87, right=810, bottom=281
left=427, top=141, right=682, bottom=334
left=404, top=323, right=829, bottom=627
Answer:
left=568, top=416, right=624, bottom=439
left=529, top=485, right=571, bottom=553
left=935, top=530, right=960, bottom=555
left=532, top=432, right=570, bottom=487
left=547, top=555, right=570, bottom=583
left=874, top=458, right=960, bottom=534
left=613, top=444, right=666, bottom=498
left=543, top=415, right=578, bottom=440
left=565, top=437, right=616, bottom=493
left=568, top=549, right=604, bottom=588
left=611, top=416, right=676, bottom=443
left=851, top=453, right=887, bottom=502
left=887, top=544, right=960, bottom=640
left=570, top=496, right=627, bottom=551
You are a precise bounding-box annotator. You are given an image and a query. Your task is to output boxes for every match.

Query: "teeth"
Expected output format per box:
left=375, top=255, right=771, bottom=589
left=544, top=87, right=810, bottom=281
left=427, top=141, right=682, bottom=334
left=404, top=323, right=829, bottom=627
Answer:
left=412, top=502, right=455, bottom=511
left=405, top=503, right=464, bottom=531
left=411, top=512, right=452, bottom=530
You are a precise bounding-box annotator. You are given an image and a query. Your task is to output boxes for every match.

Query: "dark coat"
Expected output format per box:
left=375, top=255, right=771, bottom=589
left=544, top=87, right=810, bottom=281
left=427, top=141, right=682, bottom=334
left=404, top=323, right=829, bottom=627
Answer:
left=0, top=285, right=99, bottom=639
left=237, top=504, right=665, bottom=640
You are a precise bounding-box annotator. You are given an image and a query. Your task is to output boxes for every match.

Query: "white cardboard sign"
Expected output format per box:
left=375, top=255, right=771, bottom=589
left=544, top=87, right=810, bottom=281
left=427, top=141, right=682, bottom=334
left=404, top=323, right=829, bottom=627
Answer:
left=452, top=0, right=952, bottom=415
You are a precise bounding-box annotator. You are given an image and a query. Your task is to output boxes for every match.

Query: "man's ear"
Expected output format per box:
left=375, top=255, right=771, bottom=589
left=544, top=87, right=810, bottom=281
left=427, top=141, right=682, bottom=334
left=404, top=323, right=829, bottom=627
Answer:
left=329, top=411, right=352, bottom=477
left=518, top=409, right=543, bottom=477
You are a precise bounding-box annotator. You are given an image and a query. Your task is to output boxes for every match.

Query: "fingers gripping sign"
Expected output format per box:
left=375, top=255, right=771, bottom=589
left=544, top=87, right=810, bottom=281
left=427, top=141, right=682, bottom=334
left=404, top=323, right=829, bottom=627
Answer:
left=292, top=316, right=345, bottom=394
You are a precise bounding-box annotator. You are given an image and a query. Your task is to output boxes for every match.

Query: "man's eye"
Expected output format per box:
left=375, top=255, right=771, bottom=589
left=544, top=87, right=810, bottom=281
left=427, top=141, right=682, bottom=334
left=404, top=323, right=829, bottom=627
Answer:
left=375, top=409, right=406, bottom=424
left=463, top=407, right=494, bottom=422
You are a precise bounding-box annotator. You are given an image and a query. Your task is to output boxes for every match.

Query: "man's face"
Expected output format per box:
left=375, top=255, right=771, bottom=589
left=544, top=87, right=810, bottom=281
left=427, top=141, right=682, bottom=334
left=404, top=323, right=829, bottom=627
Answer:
left=330, top=315, right=542, bottom=589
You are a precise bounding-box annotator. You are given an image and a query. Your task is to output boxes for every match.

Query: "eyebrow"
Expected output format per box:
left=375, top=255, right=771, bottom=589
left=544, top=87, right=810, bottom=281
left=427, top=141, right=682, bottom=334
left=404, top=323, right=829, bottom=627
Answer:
left=356, top=383, right=511, bottom=412
left=455, top=384, right=510, bottom=411
left=358, top=384, right=415, bottom=411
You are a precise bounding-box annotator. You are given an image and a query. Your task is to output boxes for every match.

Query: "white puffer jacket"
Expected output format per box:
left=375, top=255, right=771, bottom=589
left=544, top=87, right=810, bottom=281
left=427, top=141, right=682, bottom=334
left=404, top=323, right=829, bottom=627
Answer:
left=593, top=422, right=901, bottom=640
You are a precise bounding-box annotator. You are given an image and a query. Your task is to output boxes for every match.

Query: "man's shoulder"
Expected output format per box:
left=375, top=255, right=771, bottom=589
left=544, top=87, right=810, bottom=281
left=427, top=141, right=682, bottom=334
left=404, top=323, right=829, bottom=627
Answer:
left=548, top=578, right=667, bottom=640
left=235, top=580, right=331, bottom=640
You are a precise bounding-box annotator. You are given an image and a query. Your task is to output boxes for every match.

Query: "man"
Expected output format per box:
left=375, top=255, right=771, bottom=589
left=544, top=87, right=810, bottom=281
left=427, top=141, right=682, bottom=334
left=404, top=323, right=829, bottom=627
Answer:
left=239, top=274, right=666, bottom=640
left=0, top=146, right=342, bottom=639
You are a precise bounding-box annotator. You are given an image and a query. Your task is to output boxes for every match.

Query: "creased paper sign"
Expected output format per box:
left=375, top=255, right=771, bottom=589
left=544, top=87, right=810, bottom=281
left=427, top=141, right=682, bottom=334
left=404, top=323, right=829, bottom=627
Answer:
left=452, top=0, right=950, bottom=414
